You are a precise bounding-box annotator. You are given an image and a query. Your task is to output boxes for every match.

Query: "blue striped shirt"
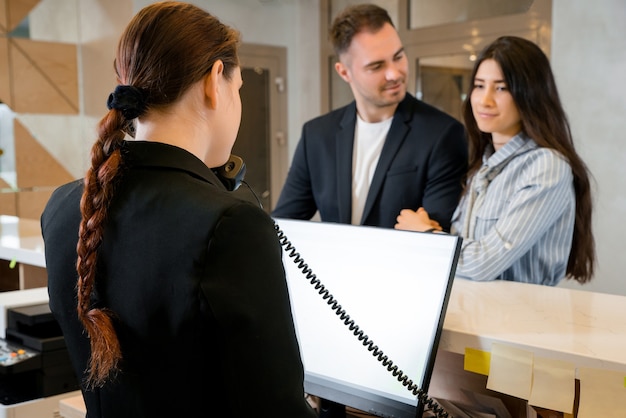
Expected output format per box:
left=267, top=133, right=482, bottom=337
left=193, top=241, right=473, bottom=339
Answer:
left=451, top=134, right=575, bottom=286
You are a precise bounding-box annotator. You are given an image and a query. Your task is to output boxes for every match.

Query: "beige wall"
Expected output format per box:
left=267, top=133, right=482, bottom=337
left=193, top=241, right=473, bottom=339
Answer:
left=551, top=0, right=626, bottom=296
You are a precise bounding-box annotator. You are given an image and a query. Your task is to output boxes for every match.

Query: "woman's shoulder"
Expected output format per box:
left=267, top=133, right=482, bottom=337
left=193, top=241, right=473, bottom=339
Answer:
left=217, top=197, right=275, bottom=227
left=517, top=145, right=573, bottom=183
left=42, top=179, right=84, bottom=218
left=523, top=145, right=570, bottom=168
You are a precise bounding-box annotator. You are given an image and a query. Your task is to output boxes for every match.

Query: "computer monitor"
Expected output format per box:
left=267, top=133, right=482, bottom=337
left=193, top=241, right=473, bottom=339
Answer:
left=273, top=218, right=461, bottom=418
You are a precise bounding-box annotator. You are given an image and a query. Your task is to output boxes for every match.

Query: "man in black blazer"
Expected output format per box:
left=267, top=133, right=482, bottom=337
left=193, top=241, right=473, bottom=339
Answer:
left=272, top=4, right=467, bottom=233
left=271, top=4, right=467, bottom=417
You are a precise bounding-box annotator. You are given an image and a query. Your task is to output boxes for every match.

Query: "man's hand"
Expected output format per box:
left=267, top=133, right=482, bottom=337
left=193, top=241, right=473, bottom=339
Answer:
left=394, top=207, right=442, bottom=232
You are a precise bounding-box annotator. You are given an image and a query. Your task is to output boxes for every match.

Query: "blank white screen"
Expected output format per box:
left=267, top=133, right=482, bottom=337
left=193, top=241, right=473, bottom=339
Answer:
left=274, top=218, right=460, bottom=412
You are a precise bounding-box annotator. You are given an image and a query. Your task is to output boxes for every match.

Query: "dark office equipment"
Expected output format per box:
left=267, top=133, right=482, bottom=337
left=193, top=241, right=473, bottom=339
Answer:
left=0, top=303, right=79, bottom=405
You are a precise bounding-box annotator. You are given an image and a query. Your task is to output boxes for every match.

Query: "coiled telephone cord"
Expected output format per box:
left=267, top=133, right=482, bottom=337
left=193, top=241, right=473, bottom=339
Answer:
left=274, top=223, right=449, bottom=418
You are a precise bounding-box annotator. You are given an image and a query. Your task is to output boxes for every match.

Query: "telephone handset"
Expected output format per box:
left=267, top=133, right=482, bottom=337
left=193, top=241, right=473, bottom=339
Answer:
left=273, top=222, right=451, bottom=418
left=213, top=154, right=246, bottom=191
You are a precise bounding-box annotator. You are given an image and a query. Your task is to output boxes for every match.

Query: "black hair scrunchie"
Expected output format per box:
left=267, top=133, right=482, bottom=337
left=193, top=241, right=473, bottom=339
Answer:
left=106, top=85, right=147, bottom=120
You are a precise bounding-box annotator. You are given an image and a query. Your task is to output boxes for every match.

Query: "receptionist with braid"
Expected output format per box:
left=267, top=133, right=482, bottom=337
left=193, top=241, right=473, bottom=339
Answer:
left=40, top=2, right=316, bottom=417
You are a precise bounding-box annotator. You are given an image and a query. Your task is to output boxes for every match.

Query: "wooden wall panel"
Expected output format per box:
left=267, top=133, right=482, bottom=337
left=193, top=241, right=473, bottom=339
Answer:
left=14, top=119, right=73, bottom=188
left=3, top=0, right=41, bottom=33
left=0, top=0, right=6, bottom=34
left=10, top=38, right=78, bottom=113
left=16, top=188, right=54, bottom=220
left=19, top=264, right=47, bottom=289
left=0, top=175, right=16, bottom=215
left=0, top=37, right=10, bottom=107
left=0, top=191, right=16, bottom=216
left=0, top=173, right=10, bottom=188
left=0, top=0, right=78, bottom=223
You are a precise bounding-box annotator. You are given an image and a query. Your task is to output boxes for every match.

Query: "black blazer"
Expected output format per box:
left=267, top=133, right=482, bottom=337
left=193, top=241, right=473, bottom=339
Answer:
left=272, top=93, right=468, bottom=231
left=41, top=141, right=317, bottom=418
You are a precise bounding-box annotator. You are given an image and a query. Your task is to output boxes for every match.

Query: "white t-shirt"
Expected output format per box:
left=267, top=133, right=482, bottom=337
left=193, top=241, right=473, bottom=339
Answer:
left=351, top=114, right=393, bottom=224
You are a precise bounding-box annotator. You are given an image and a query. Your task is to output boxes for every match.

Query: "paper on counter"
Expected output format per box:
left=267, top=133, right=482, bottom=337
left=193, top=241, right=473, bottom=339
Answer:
left=461, top=389, right=512, bottom=418
left=577, top=367, right=626, bottom=418
left=529, top=357, right=575, bottom=413
left=486, top=343, right=533, bottom=400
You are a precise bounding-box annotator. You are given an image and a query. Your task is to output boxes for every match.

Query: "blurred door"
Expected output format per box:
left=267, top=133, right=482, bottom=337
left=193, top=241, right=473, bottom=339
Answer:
left=233, top=45, right=288, bottom=213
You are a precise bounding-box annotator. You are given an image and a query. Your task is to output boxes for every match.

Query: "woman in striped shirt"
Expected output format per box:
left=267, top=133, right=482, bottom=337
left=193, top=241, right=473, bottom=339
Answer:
left=395, top=36, right=595, bottom=286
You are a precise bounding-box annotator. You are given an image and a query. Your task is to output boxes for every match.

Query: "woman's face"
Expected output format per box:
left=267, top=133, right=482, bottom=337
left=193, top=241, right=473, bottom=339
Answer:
left=470, top=58, right=522, bottom=150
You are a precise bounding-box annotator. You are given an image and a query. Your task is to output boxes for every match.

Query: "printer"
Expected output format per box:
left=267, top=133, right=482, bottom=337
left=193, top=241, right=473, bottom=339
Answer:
left=0, top=287, right=80, bottom=412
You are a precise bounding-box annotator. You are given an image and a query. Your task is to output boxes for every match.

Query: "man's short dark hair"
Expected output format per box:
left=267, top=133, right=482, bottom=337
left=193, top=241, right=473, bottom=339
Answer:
left=329, top=3, right=394, bottom=57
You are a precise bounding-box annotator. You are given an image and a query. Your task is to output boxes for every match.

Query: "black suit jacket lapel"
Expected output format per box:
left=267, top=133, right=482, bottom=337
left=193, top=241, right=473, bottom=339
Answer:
left=336, top=103, right=357, bottom=224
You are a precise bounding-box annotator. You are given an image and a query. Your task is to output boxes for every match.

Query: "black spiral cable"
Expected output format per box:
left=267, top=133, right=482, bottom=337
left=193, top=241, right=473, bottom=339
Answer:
left=274, top=222, right=450, bottom=418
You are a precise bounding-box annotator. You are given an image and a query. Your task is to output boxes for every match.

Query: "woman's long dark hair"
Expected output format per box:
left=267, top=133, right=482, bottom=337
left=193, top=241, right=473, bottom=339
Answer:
left=75, top=1, right=240, bottom=388
left=462, top=36, right=595, bottom=284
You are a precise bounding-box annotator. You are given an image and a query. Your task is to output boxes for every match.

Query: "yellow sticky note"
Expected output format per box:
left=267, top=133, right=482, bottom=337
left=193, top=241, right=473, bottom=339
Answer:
left=486, top=343, right=533, bottom=400
left=578, top=367, right=626, bottom=418
left=529, top=356, right=575, bottom=413
left=9, top=259, right=16, bottom=269
left=464, top=347, right=490, bottom=375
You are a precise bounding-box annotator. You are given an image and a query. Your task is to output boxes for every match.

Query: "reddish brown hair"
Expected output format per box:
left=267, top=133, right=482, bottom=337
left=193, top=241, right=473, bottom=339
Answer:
left=76, top=1, right=240, bottom=387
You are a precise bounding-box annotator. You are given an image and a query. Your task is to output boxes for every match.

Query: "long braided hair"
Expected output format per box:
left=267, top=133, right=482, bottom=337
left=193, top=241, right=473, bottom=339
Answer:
left=75, top=1, right=240, bottom=388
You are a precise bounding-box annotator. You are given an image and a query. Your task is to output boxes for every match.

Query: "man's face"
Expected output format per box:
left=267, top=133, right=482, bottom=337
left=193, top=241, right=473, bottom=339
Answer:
left=335, top=22, right=408, bottom=121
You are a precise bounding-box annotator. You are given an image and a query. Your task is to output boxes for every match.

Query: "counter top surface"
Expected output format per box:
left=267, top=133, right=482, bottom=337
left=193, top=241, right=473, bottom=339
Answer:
left=440, top=278, right=626, bottom=371
left=0, top=215, right=45, bottom=267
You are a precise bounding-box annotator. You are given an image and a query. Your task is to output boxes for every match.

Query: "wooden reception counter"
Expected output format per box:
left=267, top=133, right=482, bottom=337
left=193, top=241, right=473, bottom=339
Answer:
left=429, top=278, right=626, bottom=417
left=441, top=278, right=626, bottom=373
